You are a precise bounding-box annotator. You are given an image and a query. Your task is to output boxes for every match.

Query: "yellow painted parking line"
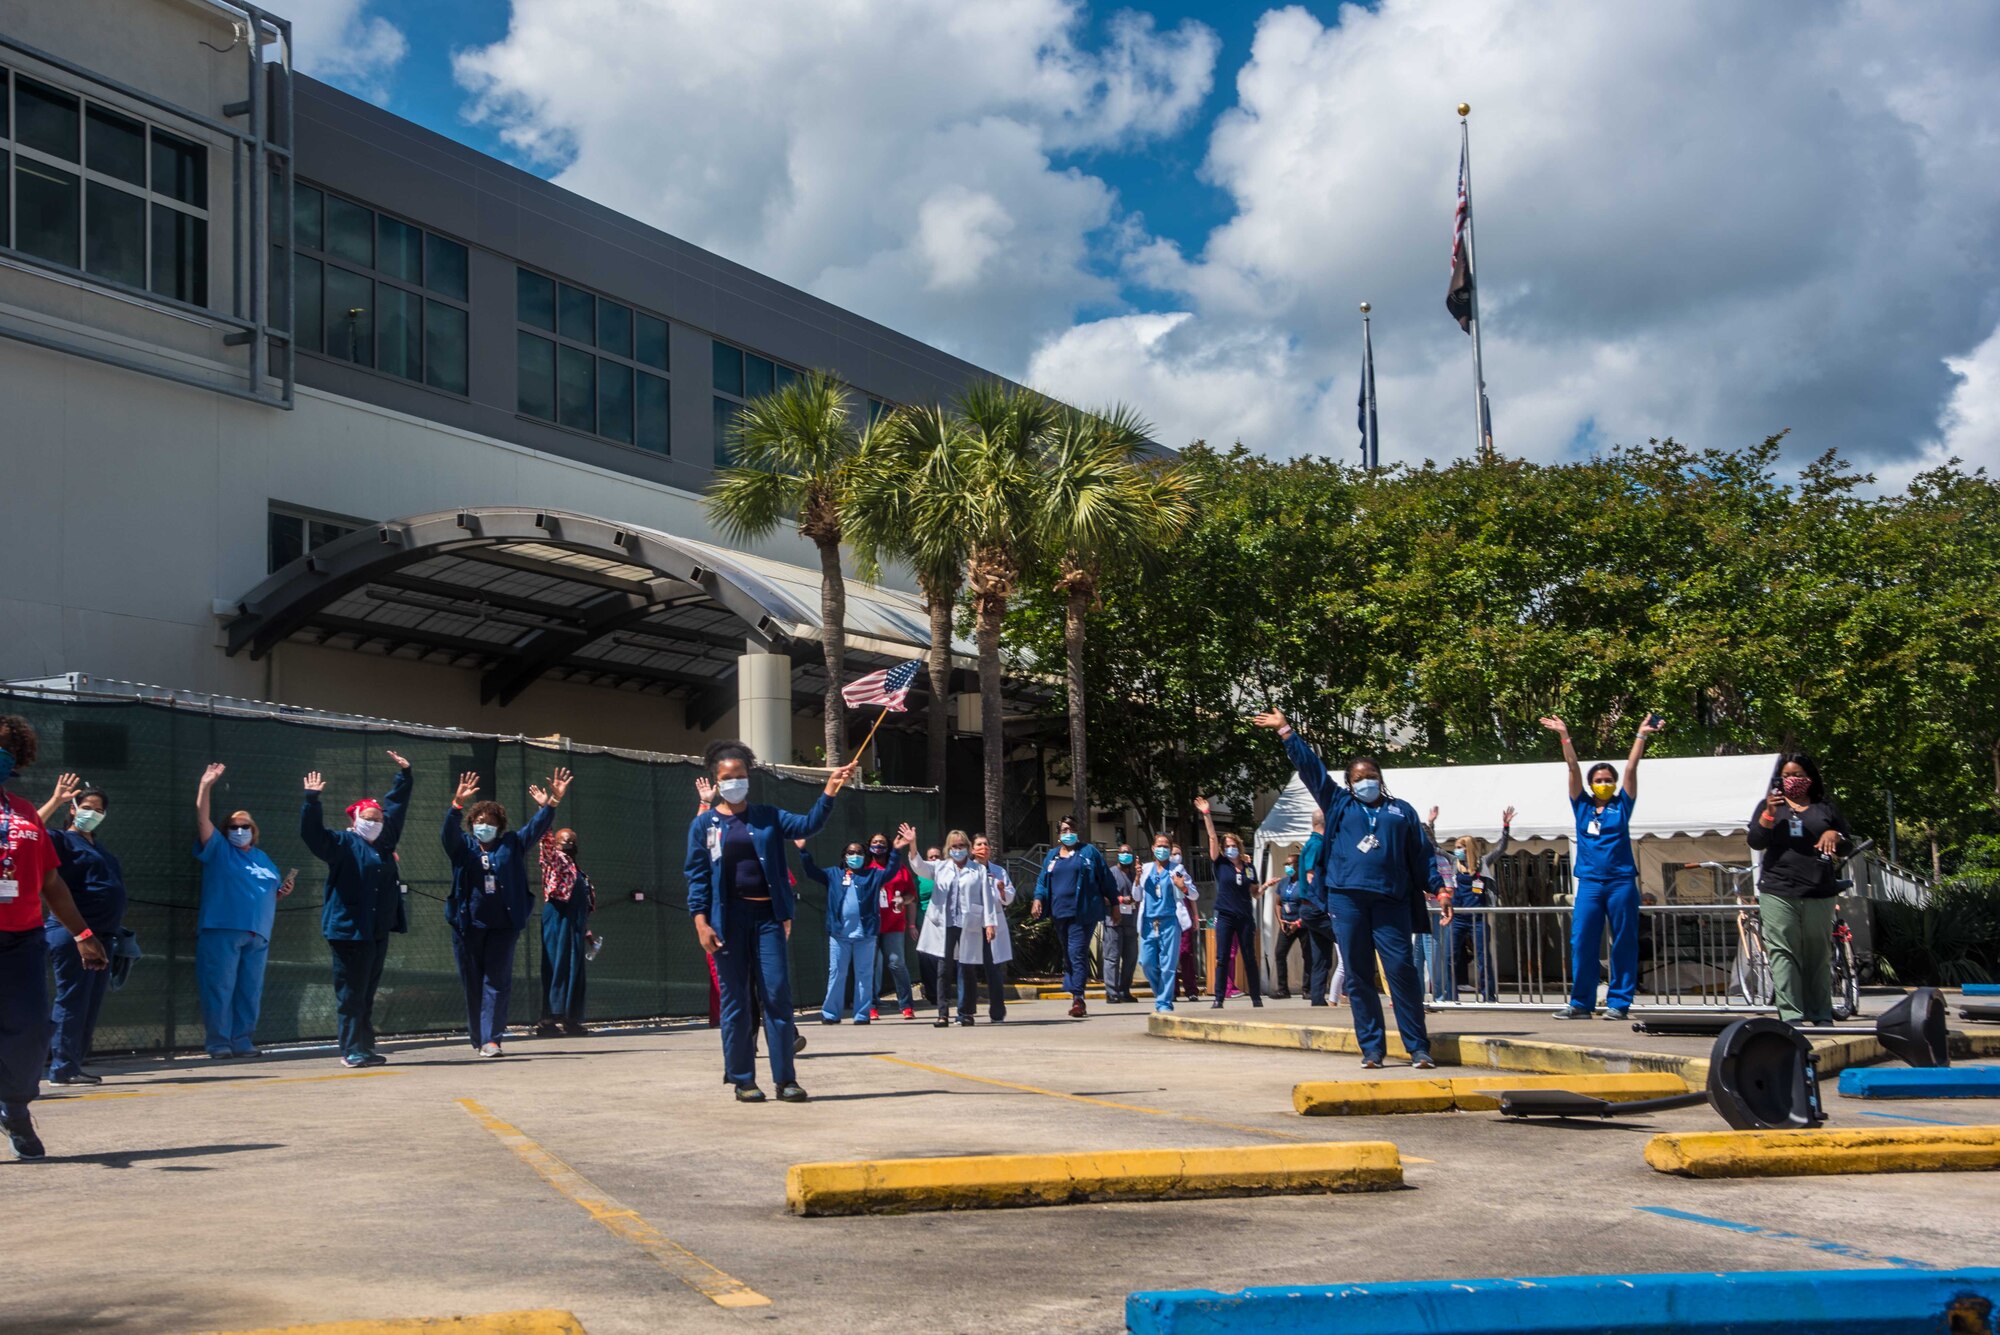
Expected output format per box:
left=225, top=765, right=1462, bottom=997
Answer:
left=456, top=1099, right=770, bottom=1310
left=54, top=1070, right=405, bottom=1103
left=871, top=1054, right=1434, bottom=1163
left=197, top=1310, right=585, bottom=1334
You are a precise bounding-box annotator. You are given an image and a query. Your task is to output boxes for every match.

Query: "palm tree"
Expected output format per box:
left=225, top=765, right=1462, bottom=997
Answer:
left=1036, top=404, right=1194, bottom=830
left=956, top=381, right=1062, bottom=852
left=846, top=405, right=975, bottom=794
left=705, top=370, right=864, bottom=765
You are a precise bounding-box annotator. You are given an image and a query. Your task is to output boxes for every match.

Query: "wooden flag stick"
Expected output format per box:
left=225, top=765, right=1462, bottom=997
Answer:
left=854, top=706, right=893, bottom=761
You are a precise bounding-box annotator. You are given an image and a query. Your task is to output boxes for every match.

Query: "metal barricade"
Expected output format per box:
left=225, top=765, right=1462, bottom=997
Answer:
left=1422, top=902, right=1769, bottom=1013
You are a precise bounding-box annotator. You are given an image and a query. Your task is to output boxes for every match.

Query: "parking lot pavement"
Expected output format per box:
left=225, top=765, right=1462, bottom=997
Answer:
left=5, top=996, right=1996, bottom=1335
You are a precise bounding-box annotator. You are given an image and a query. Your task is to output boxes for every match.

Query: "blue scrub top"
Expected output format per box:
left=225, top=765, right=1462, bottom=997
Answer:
left=1571, top=790, right=1637, bottom=881
left=1213, top=855, right=1255, bottom=917
left=50, top=828, right=127, bottom=937
left=1040, top=852, right=1089, bottom=919
left=835, top=868, right=866, bottom=940
left=195, top=829, right=283, bottom=938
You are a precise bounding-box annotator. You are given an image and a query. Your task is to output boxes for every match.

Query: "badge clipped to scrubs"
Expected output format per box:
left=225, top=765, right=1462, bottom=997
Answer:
left=706, top=822, right=723, bottom=864
left=0, top=878, right=16, bottom=902
left=1587, top=819, right=1601, bottom=837
left=480, top=853, right=497, bottom=895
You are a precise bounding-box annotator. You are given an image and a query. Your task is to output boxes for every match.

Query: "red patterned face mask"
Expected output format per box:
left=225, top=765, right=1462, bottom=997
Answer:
left=1781, top=775, right=1813, bottom=799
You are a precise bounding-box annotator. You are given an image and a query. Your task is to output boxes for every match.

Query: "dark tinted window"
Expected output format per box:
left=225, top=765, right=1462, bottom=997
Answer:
left=149, top=205, right=206, bottom=304
left=85, top=105, right=145, bottom=185
left=377, top=285, right=422, bottom=381
left=426, top=234, right=468, bottom=300
left=15, top=78, right=79, bottom=161
left=268, top=511, right=305, bottom=571
left=744, top=353, right=775, bottom=400
left=324, top=194, right=373, bottom=267
left=84, top=180, right=145, bottom=287
left=294, top=183, right=324, bottom=250
left=557, top=344, right=595, bottom=432
left=425, top=300, right=468, bottom=395
left=150, top=128, right=205, bottom=205
left=636, top=372, right=670, bottom=455
left=597, top=301, right=632, bottom=358
left=323, top=265, right=373, bottom=365
left=712, top=341, right=743, bottom=396
left=558, top=284, right=594, bottom=343
left=294, top=254, right=323, bottom=353
left=517, top=332, right=555, bottom=419
left=517, top=268, right=554, bottom=330
left=636, top=314, right=668, bottom=371
left=598, top=360, right=633, bottom=444
left=377, top=214, right=422, bottom=284
left=15, top=159, right=80, bottom=267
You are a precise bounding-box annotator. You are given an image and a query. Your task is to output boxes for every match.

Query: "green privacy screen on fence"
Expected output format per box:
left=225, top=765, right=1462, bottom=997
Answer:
left=0, top=690, right=940, bottom=1055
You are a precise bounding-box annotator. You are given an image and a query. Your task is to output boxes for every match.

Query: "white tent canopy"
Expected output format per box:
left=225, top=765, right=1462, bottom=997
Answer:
left=1254, top=752, right=1781, bottom=874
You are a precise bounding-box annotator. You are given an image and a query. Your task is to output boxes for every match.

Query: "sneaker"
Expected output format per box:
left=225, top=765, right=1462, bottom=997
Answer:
left=532, top=1019, right=561, bottom=1037
left=359, top=1052, right=389, bottom=1067
left=1551, top=1005, right=1593, bottom=1020
left=562, top=1022, right=590, bottom=1037
left=1604, top=1007, right=1631, bottom=1021
left=48, top=1071, right=102, bottom=1086
left=956, top=1016, right=975, bottom=1027
left=1360, top=1058, right=1385, bottom=1070
left=853, top=1017, right=871, bottom=1026
left=1412, top=1055, right=1437, bottom=1070
left=342, top=1053, right=369, bottom=1068
left=1069, top=1001, right=1087, bottom=1019
left=232, top=1047, right=260, bottom=1058
left=869, top=1008, right=879, bottom=1021
left=1270, top=990, right=1293, bottom=1000
left=901, top=1008, right=915, bottom=1020
left=735, top=1083, right=767, bottom=1103
left=479, top=1043, right=503, bottom=1058
left=1251, top=998, right=1264, bottom=1009
left=3, top=1114, right=46, bottom=1161
left=1210, top=999, right=1226, bottom=1009
left=776, top=1082, right=810, bottom=1103
left=934, top=1014, right=952, bottom=1028
left=206, top=1049, right=234, bottom=1060
left=819, top=1016, right=841, bottom=1026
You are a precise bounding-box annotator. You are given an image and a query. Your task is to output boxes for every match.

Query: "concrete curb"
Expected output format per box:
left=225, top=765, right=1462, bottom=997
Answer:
left=198, top=1313, right=587, bottom=1335
left=785, top=1142, right=1403, bottom=1216
left=1644, top=1124, right=2000, bottom=1178
left=1294, top=1073, right=1689, bottom=1116
left=1145, top=1013, right=1449, bottom=1062
left=1126, top=1268, right=2000, bottom=1335
left=1837, top=1065, right=2000, bottom=1099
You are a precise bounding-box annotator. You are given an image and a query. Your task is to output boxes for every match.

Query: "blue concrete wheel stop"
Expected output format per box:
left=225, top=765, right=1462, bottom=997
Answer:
left=1125, top=1268, right=2000, bottom=1334
left=1962, top=984, right=2000, bottom=997
left=1837, top=1065, right=2000, bottom=1099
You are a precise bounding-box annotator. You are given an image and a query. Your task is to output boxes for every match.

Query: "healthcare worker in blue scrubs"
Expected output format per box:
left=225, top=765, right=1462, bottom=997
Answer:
left=1194, top=796, right=1263, bottom=1008
left=194, top=762, right=295, bottom=1058
left=1031, top=815, right=1119, bottom=1018
left=1255, top=708, right=1443, bottom=1069
left=0, top=717, right=108, bottom=1159
left=442, top=767, right=569, bottom=1057
left=301, top=752, right=414, bottom=1068
left=1542, top=714, right=1659, bottom=1020
left=798, top=825, right=909, bottom=1024
left=38, top=774, right=128, bottom=1086
left=686, top=741, right=856, bottom=1104
left=1132, top=839, right=1190, bottom=1013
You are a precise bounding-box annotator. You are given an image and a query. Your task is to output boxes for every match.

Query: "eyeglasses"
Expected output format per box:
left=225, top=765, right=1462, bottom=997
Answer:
left=226, top=825, right=253, bottom=832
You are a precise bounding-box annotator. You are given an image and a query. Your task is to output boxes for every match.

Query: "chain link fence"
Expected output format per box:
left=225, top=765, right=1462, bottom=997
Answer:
left=1, top=689, right=938, bottom=1054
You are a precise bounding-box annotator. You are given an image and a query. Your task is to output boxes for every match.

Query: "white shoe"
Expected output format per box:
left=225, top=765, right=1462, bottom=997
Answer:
left=479, top=1042, right=503, bottom=1058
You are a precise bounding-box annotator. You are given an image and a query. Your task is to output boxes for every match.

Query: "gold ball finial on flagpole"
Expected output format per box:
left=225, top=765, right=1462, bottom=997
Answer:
left=1458, top=102, right=1471, bottom=117
left=1359, top=301, right=1371, bottom=315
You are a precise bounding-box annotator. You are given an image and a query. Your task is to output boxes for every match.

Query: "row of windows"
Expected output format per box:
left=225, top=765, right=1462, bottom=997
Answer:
left=515, top=266, right=670, bottom=454
left=1, top=66, right=208, bottom=305
left=710, top=340, right=803, bottom=465
left=292, top=183, right=466, bottom=301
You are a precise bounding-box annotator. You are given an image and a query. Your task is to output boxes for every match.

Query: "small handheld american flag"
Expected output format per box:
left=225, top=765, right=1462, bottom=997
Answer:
left=842, top=659, right=922, bottom=712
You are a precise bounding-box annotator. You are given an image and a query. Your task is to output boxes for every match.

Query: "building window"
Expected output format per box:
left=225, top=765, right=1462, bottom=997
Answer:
left=267, top=505, right=360, bottom=573
left=287, top=180, right=470, bottom=395
left=709, top=339, right=804, bottom=466
left=514, top=265, right=670, bottom=455
left=1, top=66, right=211, bottom=306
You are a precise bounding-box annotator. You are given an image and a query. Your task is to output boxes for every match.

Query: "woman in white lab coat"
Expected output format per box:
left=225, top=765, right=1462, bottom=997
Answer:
left=914, top=830, right=1014, bottom=1027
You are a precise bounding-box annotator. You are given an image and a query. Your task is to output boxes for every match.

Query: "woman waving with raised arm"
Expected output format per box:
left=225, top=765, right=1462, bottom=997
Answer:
left=1252, top=709, right=1441, bottom=1069
left=1541, top=714, right=1660, bottom=1021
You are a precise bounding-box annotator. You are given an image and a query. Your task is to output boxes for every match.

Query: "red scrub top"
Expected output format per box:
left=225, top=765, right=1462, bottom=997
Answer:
left=0, top=791, right=59, bottom=932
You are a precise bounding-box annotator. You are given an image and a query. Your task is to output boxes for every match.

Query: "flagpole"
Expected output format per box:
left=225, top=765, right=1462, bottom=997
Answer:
left=854, top=705, right=893, bottom=761
left=1459, top=102, right=1491, bottom=463
left=1360, top=301, right=1379, bottom=470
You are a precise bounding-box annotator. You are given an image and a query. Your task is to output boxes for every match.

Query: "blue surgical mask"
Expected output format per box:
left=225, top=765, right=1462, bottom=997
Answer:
left=1059, top=832, right=1079, bottom=847
left=1351, top=778, right=1383, bottom=803
left=845, top=853, right=865, bottom=870
left=0, top=748, right=14, bottom=786
left=949, top=848, right=970, bottom=863
left=72, top=806, right=107, bottom=833
left=1223, top=846, right=1239, bottom=861
left=1153, top=847, right=1171, bottom=863
left=227, top=827, right=255, bottom=849
left=1118, top=852, right=1134, bottom=865
left=473, top=823, right=500, bottom=843
left=1285, top=867, right=1297, bottom=880
left=716, top=777, right=750, bottom=805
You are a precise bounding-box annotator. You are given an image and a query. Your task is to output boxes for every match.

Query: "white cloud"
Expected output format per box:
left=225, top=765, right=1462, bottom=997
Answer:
left=452, top=0, right=1219, bottom=372
left=284, top=0, right=407, bottom=105
left=1030, top=0, right=2000, bottom=470
left=1875, top=319, right=2000, bottom=491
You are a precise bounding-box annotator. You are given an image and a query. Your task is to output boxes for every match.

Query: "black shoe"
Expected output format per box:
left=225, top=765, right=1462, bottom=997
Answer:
left=956, top=1016, right=975, bottom=1027
left=735, top=1083, right=767, bottom=1103
left=532, top=1019, right=561, bottom=1037
left=1251, top=998, right=1265, bottom=1008
left=1270, top=990, right=1293, bottom=1000
left=48, top=1071, right=102, bottom=1086
left=1211, top=999, right=1225, bottom=1009
left=934, top=1014, right=952, bottom=1028
left=562, top=1022, right=590, bottom=1037
left=359, top=1052, right=389, bottom=1067
left=3, top=1114, right=45, bottom=1160
left=776, top=1083, right=809, bottom=1103
left=793, top=1033, right=808, bottom=1054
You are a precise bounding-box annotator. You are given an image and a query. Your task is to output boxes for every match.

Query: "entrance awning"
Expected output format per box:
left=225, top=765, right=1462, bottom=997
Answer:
left=225, top=507, right=975, bottom=724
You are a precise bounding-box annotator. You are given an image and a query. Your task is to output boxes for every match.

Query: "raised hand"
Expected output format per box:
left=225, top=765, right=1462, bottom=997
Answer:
left=200, top=763, right=227, bottom=789
left=1502, top=805, right=1516, bottom=824
left=1426, top=805, right=1440, bottom=825
left=49, top=773, right=83, bottom=806
left=694, top=775, right=717, bottom=806
left=548, top=767, right=573, bottom=801
left=1193, top=796, right=1211, bottom=815
left=454, top=772, right=482, bottom=805
left=303, top=771, right=326, bottom=794
left=1250, top=708, right=1288, bottom=731
left=825, top=761, right=859, bottom=796
left=1538, top=716, right=1568, bottom=737
left=895, top=822, right=917, bottom=849
left=794, top=837, right=807, bottom=850
left=386, top=750, right=411, bottom=770
left=1637, top=715, right=1665, bottom=738
left=527, top=783, right=550, bottom=807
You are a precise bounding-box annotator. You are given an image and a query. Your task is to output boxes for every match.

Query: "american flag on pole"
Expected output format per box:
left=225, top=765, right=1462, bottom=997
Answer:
left=1447, top=140, right=1475, bottom=333
left=842, top=659, right=922, bottom=711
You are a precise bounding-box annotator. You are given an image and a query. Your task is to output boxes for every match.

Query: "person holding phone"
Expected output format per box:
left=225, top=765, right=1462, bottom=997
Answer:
left=1745, top=753, right=1851, bottom=1024
left=193, top=763, right=294, bottom=1058
left=685, top=742, right=855, bottom=1103
left=1541, top=714, right=1660, bottom=1020
left=300, top=751, right=415, bottom=1069
left=1132, top=838, right=1191, bottom=1013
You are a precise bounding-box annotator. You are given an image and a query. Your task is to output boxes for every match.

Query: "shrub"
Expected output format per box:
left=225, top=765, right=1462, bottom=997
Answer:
left=1873, top=875, right=2000, bottom=987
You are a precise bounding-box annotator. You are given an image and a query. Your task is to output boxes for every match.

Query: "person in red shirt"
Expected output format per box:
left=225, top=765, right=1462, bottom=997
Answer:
left=0, top=716, right=109, bottom=1159
left=867, top=831, right=917, bottom=1019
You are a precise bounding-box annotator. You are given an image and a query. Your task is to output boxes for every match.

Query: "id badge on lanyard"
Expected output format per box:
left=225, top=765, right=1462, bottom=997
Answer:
left=481, top=851, right=497, bottom=895
left=1356, top=805, right=1381, bottom=854
left=0, top=803, right=16, bottom=901
left=1587, top=818, right=1602, bottom=837
left=706, top=821, right=723, bottom=864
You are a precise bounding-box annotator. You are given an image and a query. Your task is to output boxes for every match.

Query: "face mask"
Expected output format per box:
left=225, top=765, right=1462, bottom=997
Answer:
left=1351, top=778, right=1382, bottom=803
left=71, top=806, right=107, bottom=833
left=868, top=845, right=888, bottom=858
left=472, top=823, right=500, bottom=843
left=1781, top=775, right=1813, bottom=800
left=716, top=777, right=750, bottom=805
left=949, top=848, right=970, bottom=863
left=0, top=748, right=14, bottom=786
left=1154, top=847, right=1171, bottom=863
left=1059, top=832, right=1079, bottom=847
left=1284, top=867, right=1297, bottom=880
left=1171, top=853, right=1183, bottom=867
left=227, top=827, right=255, bottom=849
left=845, top=853, right=866, bottom=870
left=1591, top=781, right=1616, bottom=802
left=1117, top=852, right=1134, bottom=865
left=353, top=817, right=384, bottom=843
left=1223, top=846, right=1239, bottom=861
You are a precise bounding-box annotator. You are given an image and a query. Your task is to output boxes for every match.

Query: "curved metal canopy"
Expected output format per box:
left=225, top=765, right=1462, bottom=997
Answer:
left=225, top=507, right=960, bottom=717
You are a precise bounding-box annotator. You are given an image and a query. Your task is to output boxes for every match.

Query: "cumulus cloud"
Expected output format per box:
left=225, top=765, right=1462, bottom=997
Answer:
left=452, top=0, right=1219, bottom=372
left=283, top=0, right=407, bottom=105
left=1032, top=0, right=2000, bottom=469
